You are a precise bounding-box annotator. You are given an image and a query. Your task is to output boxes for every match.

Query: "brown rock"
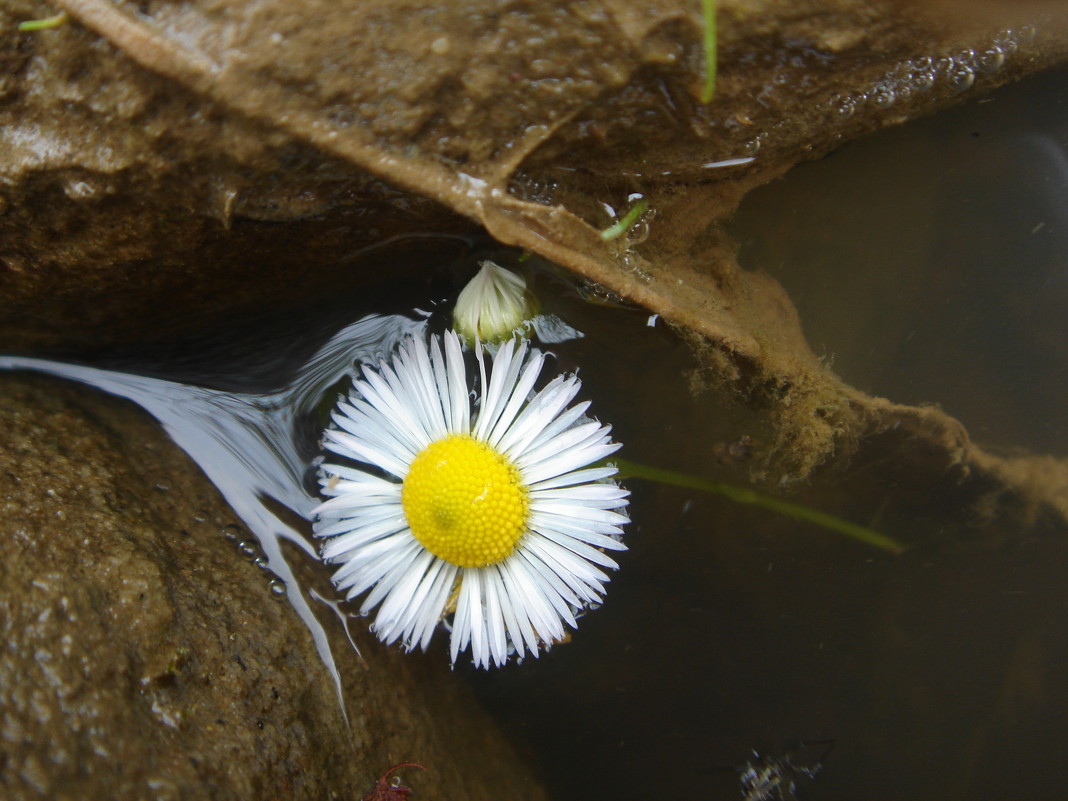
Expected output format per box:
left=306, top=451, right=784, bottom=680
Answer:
left=0, top=373, right=547, bottom=801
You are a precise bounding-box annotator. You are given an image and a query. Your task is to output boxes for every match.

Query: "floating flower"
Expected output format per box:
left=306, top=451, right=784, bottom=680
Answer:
left=313, top=330, right=628, bottom=668
left=452, top=261, right=537, bottom=345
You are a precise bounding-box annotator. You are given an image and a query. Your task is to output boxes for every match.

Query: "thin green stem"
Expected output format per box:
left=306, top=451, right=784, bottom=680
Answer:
left=18, top=11, right=68, bottom=31
left=599, top=199, right=649, bottom=242
left=700, top=0, right=717, bottom=103
left=615, top=457, right=904, bottom=554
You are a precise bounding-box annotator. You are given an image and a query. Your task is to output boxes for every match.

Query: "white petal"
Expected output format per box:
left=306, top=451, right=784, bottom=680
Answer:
left=358, top=538, right=424, bottom=610
left=490, top=563, right=528, bottom=661
left=413, top=562, right=457, bottom=651
left=496, top=378, right=583, bottom=459
left=514, top=547, right=580, bottom=625
left=337, top=534, right=418, bottom=597
left=486, top=349, right=546, bottom=448
left=517, top=420, right=603, bottom=468
left=531, top=515, right=628, bottom=553
left=532, top=526, right=621, bottom=569
left=527, top=466, right=619, bottom=491
left=359, top=368, right=432, bottom=448
left=482, top=570, right=508, bottom=666
left=323, top=429, right=408, bottom=479
left=428, top=335, right=452, bottom=431
left=395, top=338, right=448, bottom=441
left=334, top=399, right=420, bottom=462
left=529, top=483, right=629, bottom=505
left=319, top=514, right=408, bottom=554
left=373, top=549, right=437, bottom=643
left=473, top=339, right=527, bottom=440
left=496, top=559, right=541, bottom=655
left=520, top=441, right=622, bottom=486
left=529, top=502, right=630, bottom=528
left=444, top=330, right=470, bottom=432
left=522, top=535, right=610, bottom=603
left=506, top=556, right=565, bottom=645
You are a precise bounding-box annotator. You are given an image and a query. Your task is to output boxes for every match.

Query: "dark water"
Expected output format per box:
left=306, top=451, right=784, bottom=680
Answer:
left=733, top=64, right=1068, bottom=457
left=3, top=68, right=1068, bottom=801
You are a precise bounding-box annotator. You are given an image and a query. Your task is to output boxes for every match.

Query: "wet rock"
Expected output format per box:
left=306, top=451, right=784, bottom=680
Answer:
left=0, top=373, right=547, bottom=801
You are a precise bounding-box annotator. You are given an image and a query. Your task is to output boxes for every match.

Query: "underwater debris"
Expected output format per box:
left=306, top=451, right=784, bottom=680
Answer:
left=738, top=742, right=832, bottom=801
left=362, top=762, right=425, bottom=801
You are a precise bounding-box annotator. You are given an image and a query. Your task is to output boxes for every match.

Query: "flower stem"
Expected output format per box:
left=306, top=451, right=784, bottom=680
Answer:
left=700, top=0, right=717, bottom=103
left=614, top=457, right=904, bottom=554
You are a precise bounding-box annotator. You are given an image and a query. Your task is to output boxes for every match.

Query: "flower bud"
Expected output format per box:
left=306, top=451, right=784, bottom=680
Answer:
left=453, top=261, right=537, bottom=345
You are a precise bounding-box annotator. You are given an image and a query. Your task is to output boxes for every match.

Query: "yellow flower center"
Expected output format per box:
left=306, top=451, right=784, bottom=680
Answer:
left=402, top=434, right=529, bottom=568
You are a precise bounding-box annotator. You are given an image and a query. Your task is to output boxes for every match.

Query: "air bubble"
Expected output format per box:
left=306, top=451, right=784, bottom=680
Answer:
left=954, top=49, right=977, bottom=68
left=620, top=252, right=652, bottom=282
left=910, top=71, right=936, bottom=92
left=832, top=95, right=856, bottom=118
left=253, top=555, right=270, bottom=570
left=268, top=578, right=287, bottom=596
left=1018, top=25, right=1037, bottom=44
left=890, top=61, right=913, bottom=79
left=977, top=47, right=1005, bottom=73
left=993, top=30, right=1019, bottom=55
left=869, top=83, right=896, bottom=108
left=947, top=64, right=975, bottom=93
left=625, top=218, right=651, bottom=246
left=238, top=539, right=258, bottom=557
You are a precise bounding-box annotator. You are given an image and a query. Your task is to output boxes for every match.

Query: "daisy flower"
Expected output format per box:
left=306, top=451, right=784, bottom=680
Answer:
left=313, top=330, right=628, bottom=668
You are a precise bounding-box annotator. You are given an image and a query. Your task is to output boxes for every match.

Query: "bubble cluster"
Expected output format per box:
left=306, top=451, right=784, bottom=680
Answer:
left=508, top=171, right=560, bottom=207
left=222, top=524, right=288, bottom=599
left=830, top=26, right=1037, bottom=118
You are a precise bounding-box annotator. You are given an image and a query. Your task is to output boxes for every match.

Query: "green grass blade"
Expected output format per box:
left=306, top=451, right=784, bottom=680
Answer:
left=600, top=199, right=649, bottom=242
left=614, top=457, right=905, bottom=554
left=700, top=0, right=717, bottom=103
left=18, top=12, right=68, bottom=31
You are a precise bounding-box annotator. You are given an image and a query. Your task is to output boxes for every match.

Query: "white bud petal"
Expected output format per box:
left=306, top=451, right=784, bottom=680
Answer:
left=453, top=261, right=537, bottom=345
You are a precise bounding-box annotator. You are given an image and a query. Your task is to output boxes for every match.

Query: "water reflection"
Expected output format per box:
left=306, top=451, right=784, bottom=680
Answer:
left=0, top=312, right=427, bottom=705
